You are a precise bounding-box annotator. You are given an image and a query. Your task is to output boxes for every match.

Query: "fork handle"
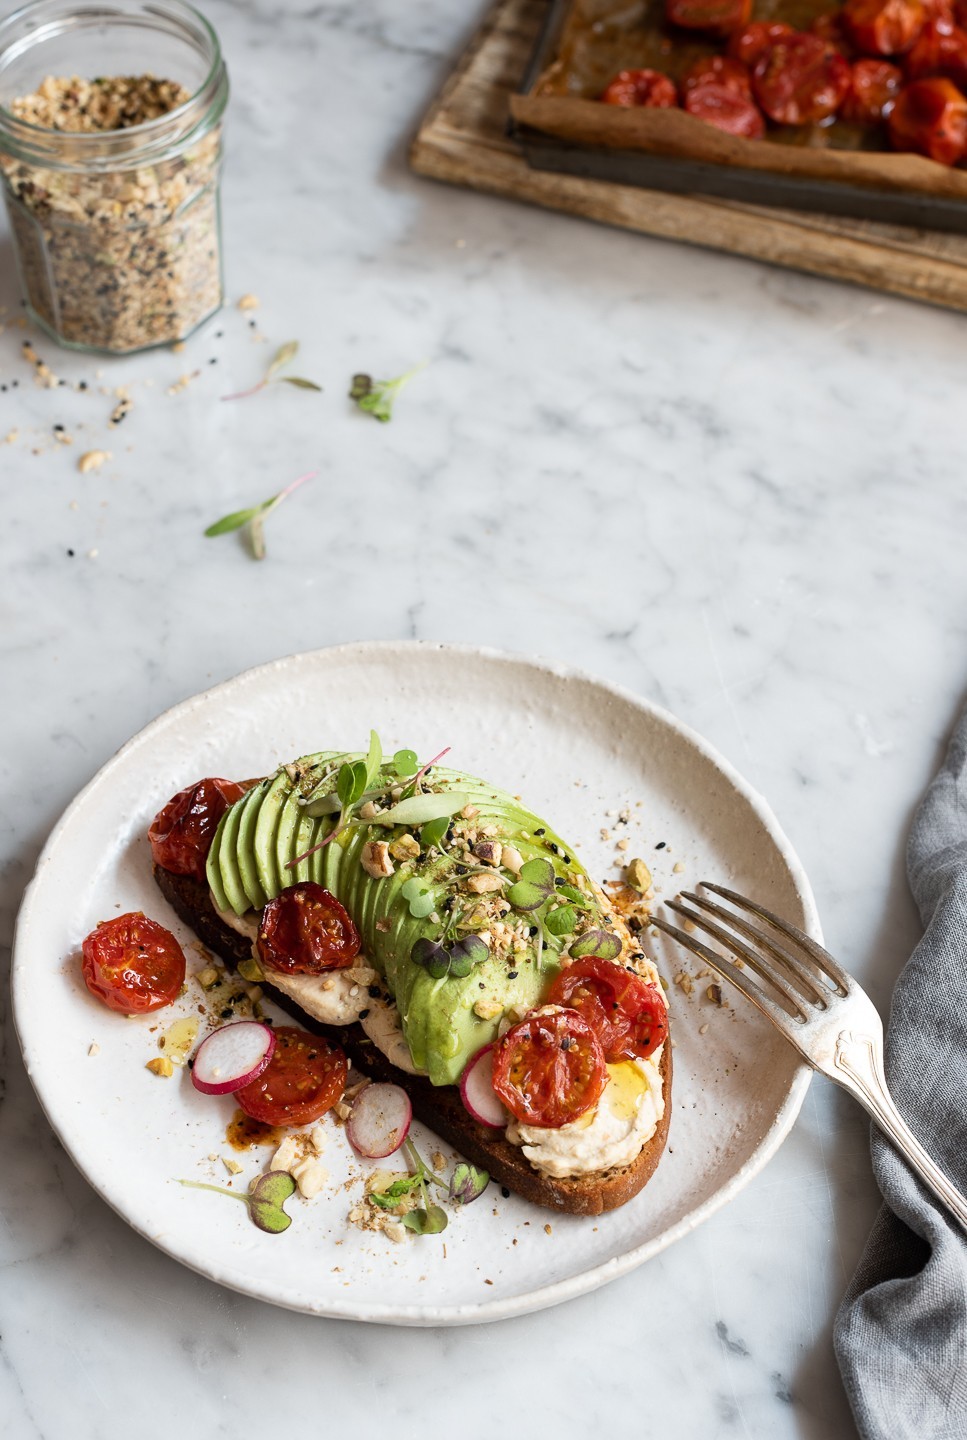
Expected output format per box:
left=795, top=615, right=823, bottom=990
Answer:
left=832, top=1029, right=967, bottom=1234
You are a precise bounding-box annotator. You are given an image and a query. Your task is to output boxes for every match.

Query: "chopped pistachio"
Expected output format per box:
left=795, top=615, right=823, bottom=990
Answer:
left=626, top=858, right=652, bottom=893
left=145, top=1056, right=173, bottom=1078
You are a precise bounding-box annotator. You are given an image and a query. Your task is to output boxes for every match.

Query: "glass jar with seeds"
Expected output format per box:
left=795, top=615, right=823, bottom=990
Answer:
left=0, top=0, right=228, bottom=354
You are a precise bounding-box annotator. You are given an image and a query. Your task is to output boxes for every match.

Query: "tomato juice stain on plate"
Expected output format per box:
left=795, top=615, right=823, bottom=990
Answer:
left=226, top=1109, right=284, bottom=1150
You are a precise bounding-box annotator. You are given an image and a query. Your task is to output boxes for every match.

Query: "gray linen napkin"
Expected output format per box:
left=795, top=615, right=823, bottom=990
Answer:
left=834, top=709, right=967, bottom=1439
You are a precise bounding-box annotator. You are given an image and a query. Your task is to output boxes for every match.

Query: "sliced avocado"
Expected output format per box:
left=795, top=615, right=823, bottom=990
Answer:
left=253, top=770, right=289, bottom=898
left=215, top=788, right=251, bottom=916
left=236, top=781, right=270, bottom=910
left=206, top=808, right=232, bottom=915
left=275, top=780, right=313, bottom=887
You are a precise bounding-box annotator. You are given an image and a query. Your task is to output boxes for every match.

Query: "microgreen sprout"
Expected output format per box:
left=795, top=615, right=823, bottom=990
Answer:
left=221, top=340, right=322, bottom=401
left=289, top=730, right=383, bottom=867
left=205, top=470, right=316, bottom=560
left=506, top=858, right=555, bottom=912
left=401, top=876, right=436, bottom=919
left=349, top=364, right=424, bottom=423
left=393, top=749, right=419, bottom=777
left=411, top=933, right=489, bottom=980
left=387, top=1139, right=488, bottom=1234
left=570, top=928, right=622, bottom=961
left=420, top=815, right=449, bottom=851
left=177, top=1170, right=297, bottom=1234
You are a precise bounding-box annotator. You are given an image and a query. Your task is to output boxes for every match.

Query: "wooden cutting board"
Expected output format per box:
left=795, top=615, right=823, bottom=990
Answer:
left=410, top=0, right=967, bottom=312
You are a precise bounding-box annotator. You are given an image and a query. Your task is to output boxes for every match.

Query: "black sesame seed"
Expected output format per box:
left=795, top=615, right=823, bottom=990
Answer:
left=529, top=926, right=538, bottom=936
left=219, top=1007, right=233, bottom=1019
left=66, top=548, right=75, bottom=556
left=655, top=841, right=666, bottom=850
left=563, top=854, right=571, bottom=864
left=368, top=984, right=381, bottom=998
left=359, top=1008, right=370, bottom=1019
left=508, top=970, right=518, bottom=980
left=78, top=380, right=88, bottom=390
left=501, top=1186, right=510, bottom=1199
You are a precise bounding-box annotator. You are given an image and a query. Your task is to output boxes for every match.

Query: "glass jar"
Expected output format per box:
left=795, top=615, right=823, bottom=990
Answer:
left=0, top=0, right=228, bottom=354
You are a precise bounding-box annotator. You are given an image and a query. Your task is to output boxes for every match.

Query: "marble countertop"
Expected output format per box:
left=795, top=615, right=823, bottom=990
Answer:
left=2, top=1, right=967, bottom=1435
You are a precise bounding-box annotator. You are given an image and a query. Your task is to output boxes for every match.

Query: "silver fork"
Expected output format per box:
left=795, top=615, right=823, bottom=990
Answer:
left=652, top=882, right=967, bottom=1234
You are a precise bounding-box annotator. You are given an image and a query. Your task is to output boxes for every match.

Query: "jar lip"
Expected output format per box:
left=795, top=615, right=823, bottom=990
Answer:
left=0, top=0, right=227, bottom=160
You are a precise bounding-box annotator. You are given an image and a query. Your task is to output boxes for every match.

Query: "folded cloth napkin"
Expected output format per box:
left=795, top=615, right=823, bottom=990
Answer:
left=835, top=708, right=967, bottom=1439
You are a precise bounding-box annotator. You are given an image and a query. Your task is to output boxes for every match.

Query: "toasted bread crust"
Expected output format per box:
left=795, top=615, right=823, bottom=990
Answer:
left=155, top=864, right=672, bottom=1216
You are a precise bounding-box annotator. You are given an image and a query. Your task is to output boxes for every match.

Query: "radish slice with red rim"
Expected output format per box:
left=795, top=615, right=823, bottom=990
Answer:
left=346, top=1082, right=412, bottom=1158
left=191, top=1021, right=276, bottom=1096
left=460, top=1044, right=506, bottom=1128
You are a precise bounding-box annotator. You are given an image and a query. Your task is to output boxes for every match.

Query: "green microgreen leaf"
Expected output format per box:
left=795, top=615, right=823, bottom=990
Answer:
left=401, top=876, right=436, bottom=919
left=177, top=1170, right=297, bottom=1235
left=204, top=471, right=316, bottom=560
left=420, top=816, right=449, bottom=850
left=544, top=904, right=578, bottom=936
left=558, top=883, right=593, bottom=908
left=203, top=505, right=262, bottom=536
left=449, top=1162, right=489, bottom=1207
left=370, top=791, right=470, bottom=828
left=267, top=340, right=299, bottom=379
left=278, top=375, right=322, bottom=390
left=349, top=364, right=425, bottom=424
left=369, top=1175, right=423, bottom=1210
left=337, top=758, right=368, bottom=810
left=365, top=730, right=384, bottom=791
left=393, top=748, right=419, bottom=777
left=570, top=928, right=623, bottom=961
left=402, top=1204, right=448, bottom=1235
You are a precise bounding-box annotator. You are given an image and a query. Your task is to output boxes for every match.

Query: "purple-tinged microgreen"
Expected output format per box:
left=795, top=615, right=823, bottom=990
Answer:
left=349, top=364, right=424, bottom=423
left=449, top=1161, right=489, bottom=1207
left=506, top=857, right=555, bottom=913
left=401, top=876, right=436, bottom=919
left=570, top=928, right=622, bottom=961
left=221, top=341, right=322, bottom=401
left=393, top=748, right=419, bottom=777
left=177, top=1170, right=296, bottom=1233
left=205, top=470, right=316, bottom=560
left=411, top=932, right=488, bottom=981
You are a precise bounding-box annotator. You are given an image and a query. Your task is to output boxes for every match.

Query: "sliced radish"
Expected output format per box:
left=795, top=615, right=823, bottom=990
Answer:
left=460, top=1045, right=506, bottom=1128
left=191, top=1021, right=276, bottom=1096
left=346, top=1082, right=412, bottom=1158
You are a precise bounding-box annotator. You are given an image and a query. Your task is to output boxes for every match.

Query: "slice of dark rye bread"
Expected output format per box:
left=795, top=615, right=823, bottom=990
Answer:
left=155, top=865, right=672, bottom=1217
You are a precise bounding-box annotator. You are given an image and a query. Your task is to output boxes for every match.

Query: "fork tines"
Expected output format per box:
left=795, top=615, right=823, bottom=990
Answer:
left=652, top=883, right=849, bottom=1022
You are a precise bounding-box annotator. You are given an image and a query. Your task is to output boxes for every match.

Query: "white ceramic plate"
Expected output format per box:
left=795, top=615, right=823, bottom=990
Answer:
left=13, top=643, right=817, bottom=1326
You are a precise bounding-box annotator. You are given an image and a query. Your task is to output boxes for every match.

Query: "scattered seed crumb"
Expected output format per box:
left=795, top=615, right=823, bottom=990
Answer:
left=615, top=838, right=630, bottom=852
left=166, top=371, right=198, bottom=395
left=171, top=340, right=186, bottom=353
left=673, top=861, right=685, bottom=874
left=108, top=397, right=132, bottom=426
left=699, top=1023, right=710, bottom=1035
left=544, top=1223, right=553, bottom=1236
left=599, top=828, right=611, bottom=842
left=706, top=983, right=724, bottom=1006
left=238, top=293, right=260, bottom=310
left=223, top=1156, right=243, bottom=1175
left=88, top=1041, right=100, bottom=1056
left=4, top=429, right=17, bottom=444
left=455, top=238, right=466, bottom=248
left=78, top=448, right=110, bottom=472
left=87, top=548, right=99, bottom=559
left=674, top=971, right=695, bottom=997
left=145, top=1056, right=173, bottom=1077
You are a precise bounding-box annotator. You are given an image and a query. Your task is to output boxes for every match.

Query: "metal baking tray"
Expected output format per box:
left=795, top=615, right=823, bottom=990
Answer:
left=511, top=0, right=967, bottom=233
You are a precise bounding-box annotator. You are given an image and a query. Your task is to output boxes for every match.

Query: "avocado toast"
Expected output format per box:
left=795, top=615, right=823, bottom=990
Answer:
left=154, top=742, right=671, bottom=1215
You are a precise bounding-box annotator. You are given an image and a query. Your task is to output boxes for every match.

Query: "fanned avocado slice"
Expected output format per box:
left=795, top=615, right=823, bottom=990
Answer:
left=207, top=757, right=626, bottom=1083
left=253, top=771, right=290, bottom=898
left=206, top=808, right=232, bottom=916
left=236, top=782, right=270, bottom=911
left=213, top=789, right=250, bottom=917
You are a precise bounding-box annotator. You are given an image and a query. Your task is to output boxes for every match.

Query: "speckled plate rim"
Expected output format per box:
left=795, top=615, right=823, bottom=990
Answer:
left=12, top=641, right=816, bottom=1326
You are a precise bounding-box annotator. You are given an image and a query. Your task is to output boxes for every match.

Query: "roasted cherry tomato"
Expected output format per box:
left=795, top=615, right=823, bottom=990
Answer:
left=888, top=75, right=967, bottom=161
left=149, top=777, right=251, bottom=882
left=844, top=0, right=925, bottom=53
left=491, top=1007, right=607, bottom=1129
left=82, top=912, right=186, bottom=1014
left=235, top=1026, right=348, bottom=1126
left=753, top=34, right=851, bottom=124
left=600, top=68, right=679, bottom=106
left=256, top=882, right=360, bottom=975
left=685, top=82, right=767, bottom=134
left=727, top=20, right=794, bottom=65
left=682, top=53, right=754, bottom=98
left=841, top=57, right=904, bottom=119
left=921, top=0, right=956, bottom=21
left=546, top=957, right=669, bottom=1064
left=904, top=19, right=967, bottom=85
left=666, top=0, right=752, bottom=32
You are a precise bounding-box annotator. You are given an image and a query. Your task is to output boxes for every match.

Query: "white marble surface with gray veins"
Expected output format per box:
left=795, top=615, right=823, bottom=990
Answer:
left=2, top=0, right=967, bottom=1436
